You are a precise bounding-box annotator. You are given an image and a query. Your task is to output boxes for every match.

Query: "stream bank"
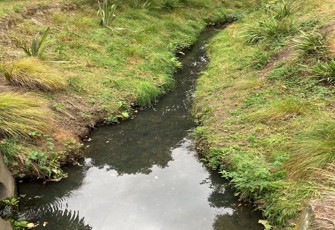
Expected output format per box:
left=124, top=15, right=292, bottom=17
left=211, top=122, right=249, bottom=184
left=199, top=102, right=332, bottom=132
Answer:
left=193, top=0, right=335, bottom=228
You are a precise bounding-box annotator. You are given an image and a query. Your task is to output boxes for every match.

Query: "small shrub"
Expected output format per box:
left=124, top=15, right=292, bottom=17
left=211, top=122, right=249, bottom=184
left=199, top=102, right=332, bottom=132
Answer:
left=13, top=27, right=50, bottom=57
left=293, top=31, right=328, bottom=59
left=0, top=57, right=67, bottom=91
left=0, top=93, right=50, bottom=138
left=312, top=60, right=335, bottom=84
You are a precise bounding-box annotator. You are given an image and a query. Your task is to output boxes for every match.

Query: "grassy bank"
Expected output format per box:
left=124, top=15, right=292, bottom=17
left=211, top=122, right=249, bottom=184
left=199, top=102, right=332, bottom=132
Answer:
left=0, top=0, right=235, bottom=180
left=194, top=0, right=335, bottom=228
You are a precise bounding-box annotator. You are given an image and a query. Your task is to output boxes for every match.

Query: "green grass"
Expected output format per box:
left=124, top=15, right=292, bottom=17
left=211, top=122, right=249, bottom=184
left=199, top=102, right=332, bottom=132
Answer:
left=249, top=98, right=313, bottom=123
left=312, top=60, right=335, bottom=83
left=193, top=0, right=335, bottom=227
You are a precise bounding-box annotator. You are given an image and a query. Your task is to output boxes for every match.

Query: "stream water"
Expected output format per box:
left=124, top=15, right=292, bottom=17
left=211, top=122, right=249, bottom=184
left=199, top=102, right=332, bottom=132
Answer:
left=17, top=27, right=262, bottom=230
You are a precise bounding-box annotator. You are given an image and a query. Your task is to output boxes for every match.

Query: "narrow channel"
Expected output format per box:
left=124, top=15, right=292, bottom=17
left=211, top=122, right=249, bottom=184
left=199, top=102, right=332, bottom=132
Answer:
left=17, top=26, right=262, bottom=230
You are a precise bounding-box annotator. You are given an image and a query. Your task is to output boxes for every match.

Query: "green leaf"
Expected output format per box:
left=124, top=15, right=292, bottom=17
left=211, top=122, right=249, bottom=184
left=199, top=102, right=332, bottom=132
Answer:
left=122, top=112, right=129, bottom=118
left=258, top=220, right=272, bottom=230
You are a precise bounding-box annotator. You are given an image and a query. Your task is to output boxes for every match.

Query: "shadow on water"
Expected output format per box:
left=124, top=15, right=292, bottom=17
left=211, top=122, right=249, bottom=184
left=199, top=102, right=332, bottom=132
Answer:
left=17, top=26, right=262, bottom=230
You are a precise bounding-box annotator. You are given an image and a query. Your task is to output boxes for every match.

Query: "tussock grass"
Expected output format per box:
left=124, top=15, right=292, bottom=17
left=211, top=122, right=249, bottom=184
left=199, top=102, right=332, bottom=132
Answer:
left=0, top=93, right=50, bottom=138
left=250, top=98, right=312, bottom=122
left=288, top=120, right=335, bottom=178
left=1, top=58, right=67, bottom=91
left=312, top=59, right=335, bottom=83
left=245, top=17, right=296, bottom=44
left=294, top=31, right=328, bottom=59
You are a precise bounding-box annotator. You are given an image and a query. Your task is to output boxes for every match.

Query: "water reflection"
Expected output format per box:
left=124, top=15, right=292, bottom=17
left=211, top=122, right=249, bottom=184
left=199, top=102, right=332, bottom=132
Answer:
left=19, top=139, right=261, bottom=230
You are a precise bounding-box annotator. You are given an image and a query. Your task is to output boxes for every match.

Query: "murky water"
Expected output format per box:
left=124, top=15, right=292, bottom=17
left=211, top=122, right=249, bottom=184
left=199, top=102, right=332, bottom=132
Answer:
left=17, top=27, right=262, bottom=230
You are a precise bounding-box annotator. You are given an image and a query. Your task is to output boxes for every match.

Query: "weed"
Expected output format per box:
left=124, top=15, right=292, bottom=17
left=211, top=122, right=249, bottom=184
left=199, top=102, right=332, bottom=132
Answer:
left=98, top=0, right=117, bottom=28
left=13, top=27, right=50, bottom=57
left=221, top=151, right=280, bottom=200
left=312, top=60, right=335, bottom=84
left=1, top=197, right=19, bottom=207
left=0, top=93, right=50, bottom=138
left=0, top=57, right=67, bottom=91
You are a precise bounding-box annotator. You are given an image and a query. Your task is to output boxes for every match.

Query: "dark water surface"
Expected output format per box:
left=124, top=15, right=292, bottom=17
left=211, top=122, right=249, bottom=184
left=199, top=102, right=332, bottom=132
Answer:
left=18, top=27, right=262, bottom=230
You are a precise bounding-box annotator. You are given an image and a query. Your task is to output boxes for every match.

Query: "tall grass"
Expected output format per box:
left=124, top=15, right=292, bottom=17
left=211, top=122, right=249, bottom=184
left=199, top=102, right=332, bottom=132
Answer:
left=288, top=120, right=335, bottom=178
left=0, top=93, right=50, bottom=138
left=249, top=98, right=311, bottom=122
left=1, top=57, right=67, bottom=91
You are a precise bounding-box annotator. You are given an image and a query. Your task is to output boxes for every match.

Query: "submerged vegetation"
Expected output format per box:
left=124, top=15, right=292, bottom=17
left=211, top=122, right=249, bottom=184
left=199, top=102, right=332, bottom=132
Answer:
left=194, top=0, right=335, bottom=227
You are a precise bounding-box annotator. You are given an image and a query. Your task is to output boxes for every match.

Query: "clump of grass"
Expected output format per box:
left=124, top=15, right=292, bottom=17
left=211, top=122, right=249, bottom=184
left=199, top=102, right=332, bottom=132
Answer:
left=288, top=120, right=335, bottom=178
left=294, top=31, right=328, bottom=59
left=249, top=98, right=311, bottom=122
left=245, top=0, right=297, bottom=44
left=265, top=0, right=297, bottom=20
left=312, top=60, right=335, bottom=84
left=0, top=93, right=50, bottom=138
left=245, top=17, right=296, bottom=44
left=0, top=57, right=67, bottom=91
left=135, top=80, right=160, bottom=106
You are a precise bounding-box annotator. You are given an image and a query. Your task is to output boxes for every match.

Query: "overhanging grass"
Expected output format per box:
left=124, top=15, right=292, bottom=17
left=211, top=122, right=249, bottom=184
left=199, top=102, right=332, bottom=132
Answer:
left=0, top=93, right=50, bottom=138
